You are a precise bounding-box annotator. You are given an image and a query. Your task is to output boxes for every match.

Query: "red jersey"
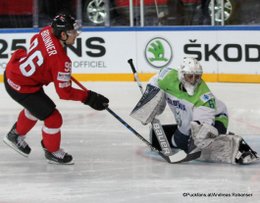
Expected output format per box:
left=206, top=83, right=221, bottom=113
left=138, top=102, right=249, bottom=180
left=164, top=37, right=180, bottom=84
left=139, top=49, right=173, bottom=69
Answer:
left=5, top=26, right=88, bottom=102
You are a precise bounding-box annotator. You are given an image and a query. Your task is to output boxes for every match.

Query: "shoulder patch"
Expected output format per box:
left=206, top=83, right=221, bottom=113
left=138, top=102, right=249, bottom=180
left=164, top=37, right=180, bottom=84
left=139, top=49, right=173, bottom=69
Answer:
left=200, top=92, right=214, bottom=103
left=158, top=67, right=172, bottom=80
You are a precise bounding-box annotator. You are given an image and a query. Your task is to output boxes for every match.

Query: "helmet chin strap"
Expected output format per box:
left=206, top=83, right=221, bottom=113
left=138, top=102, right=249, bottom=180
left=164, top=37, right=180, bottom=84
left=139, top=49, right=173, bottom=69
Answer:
left=60, top=34, right=69, bottom=46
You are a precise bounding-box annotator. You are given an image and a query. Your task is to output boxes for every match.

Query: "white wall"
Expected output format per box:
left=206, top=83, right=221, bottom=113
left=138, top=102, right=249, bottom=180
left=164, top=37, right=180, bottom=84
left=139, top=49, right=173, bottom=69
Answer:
left=1, top=27, right=260, bottom=82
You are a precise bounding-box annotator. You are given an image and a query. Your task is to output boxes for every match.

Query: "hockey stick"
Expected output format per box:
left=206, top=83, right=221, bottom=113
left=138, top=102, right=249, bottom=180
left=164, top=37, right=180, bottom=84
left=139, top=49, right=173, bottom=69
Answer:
left=128, top=59, right=144, bottom=94
left=127, top=59, right=202, bottom=162
left=128, top=59, right=173, bottom=156
left=70, top=76, right=185, bottom=163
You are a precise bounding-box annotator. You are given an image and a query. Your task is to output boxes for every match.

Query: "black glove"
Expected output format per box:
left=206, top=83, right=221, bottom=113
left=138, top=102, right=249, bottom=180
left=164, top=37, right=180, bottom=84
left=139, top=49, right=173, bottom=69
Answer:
left=84, top=90, right=109, bottom=111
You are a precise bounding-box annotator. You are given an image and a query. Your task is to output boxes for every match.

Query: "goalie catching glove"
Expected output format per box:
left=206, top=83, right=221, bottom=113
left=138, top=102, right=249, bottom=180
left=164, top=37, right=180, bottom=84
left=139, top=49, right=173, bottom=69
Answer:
left=191, top=121, right=219, bottom=149
left=84, top=90, right=109, bottom=111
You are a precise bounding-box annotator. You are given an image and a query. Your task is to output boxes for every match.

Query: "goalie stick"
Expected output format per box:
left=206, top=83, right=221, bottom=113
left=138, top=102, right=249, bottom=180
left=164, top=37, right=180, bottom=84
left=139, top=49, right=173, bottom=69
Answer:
left=127, top=59, right=201, bottom=163
left=128, top=58, right=173, bottom=156
left=71, top=76, right=194, bottom=163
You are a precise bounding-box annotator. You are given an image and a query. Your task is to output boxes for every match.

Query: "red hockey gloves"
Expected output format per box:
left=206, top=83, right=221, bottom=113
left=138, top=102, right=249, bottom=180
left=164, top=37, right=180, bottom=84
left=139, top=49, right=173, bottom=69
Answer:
left=84, top=91, right=109, bottom=111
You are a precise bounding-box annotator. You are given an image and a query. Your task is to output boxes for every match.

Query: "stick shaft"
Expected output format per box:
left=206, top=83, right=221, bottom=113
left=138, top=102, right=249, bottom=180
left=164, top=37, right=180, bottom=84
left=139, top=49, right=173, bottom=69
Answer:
left=71, top=76, right=88, bottom=91
left=127, top=59, right=144, bottom=94
left=127, top=59, right=174, bottom=156
left=71, top=76, right=170, bottom=163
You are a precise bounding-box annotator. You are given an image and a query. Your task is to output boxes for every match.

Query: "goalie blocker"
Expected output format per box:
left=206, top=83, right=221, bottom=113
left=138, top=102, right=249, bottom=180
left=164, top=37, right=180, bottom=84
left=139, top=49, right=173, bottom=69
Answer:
left=130, top=84, right=174, bottom=156
left=130, top=84, right=166, bottom=125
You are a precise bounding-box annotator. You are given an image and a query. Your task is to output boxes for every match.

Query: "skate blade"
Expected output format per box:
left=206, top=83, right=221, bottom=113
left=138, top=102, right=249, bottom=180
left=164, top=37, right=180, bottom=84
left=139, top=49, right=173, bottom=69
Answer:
left=47, top=159, right=75, bottom=165
left=242, top=156, right=259, bottom=164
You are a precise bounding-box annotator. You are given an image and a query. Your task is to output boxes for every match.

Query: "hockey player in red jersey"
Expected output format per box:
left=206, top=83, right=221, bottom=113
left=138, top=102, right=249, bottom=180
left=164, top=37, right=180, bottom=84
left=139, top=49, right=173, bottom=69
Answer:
left=3, top=14, right=109, bottom=165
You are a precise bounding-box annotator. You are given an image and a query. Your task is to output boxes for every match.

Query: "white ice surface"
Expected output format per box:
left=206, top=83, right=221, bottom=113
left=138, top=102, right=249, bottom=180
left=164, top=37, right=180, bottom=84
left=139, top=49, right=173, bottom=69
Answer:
left=0, top=82, right=259, bottom=203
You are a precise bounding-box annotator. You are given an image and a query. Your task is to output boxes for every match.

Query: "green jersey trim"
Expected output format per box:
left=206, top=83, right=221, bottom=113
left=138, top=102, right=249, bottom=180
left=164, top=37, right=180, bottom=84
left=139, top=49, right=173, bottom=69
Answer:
left=158, top=68, right=216, bottom=109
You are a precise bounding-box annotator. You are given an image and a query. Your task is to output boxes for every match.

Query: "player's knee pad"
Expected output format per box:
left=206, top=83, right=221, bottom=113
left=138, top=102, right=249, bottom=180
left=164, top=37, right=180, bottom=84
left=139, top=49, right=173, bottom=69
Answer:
left=24, top=109, right=38, bottom=121
left=44, top=109, right=63, bottom=129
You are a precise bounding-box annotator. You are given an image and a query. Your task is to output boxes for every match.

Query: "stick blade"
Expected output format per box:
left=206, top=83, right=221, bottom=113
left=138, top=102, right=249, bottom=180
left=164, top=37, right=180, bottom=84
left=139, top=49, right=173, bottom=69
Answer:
left=168, top=150, right=201, bottom=164
left=168, top=150, right=187, bottom=163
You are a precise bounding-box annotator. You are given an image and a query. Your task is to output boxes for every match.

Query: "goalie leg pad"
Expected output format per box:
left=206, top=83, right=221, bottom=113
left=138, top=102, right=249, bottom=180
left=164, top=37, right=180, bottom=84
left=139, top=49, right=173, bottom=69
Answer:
left=199, top=134, right=242, bottom=164
left=130, top=84, right=166, bottom=125
left=199, top=134, right=258, bottom=164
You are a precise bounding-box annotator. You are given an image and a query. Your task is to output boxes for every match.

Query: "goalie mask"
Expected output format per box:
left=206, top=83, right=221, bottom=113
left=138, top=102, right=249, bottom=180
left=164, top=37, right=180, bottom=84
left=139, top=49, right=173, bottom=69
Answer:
left=178, top=57, right=203, bottom=96
left=51, top=14, right=81, bottom=40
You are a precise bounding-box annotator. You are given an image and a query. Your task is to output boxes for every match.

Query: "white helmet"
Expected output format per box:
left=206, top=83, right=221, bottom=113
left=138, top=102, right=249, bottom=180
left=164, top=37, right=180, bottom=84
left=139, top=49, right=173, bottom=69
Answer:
left=178, top=57, right=203, bottom=96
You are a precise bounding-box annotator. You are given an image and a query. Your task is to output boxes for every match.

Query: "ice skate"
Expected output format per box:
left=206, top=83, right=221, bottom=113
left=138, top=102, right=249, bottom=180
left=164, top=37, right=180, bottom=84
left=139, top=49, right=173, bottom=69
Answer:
left=41, top=141, right=74, bottom=165
left=235, top=139, right=258, bottom=164
left=3, top=123, right=31, bottom=157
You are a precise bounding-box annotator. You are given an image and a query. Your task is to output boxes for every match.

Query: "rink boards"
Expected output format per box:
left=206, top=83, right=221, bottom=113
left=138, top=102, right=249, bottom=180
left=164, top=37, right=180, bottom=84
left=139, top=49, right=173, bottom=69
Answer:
left=0, top=26, right=260, bottom=83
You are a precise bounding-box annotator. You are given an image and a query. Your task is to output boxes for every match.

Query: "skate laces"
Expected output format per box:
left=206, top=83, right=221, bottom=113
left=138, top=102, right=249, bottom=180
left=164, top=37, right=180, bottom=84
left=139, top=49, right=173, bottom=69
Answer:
left=52, top=149, right=66, bottom=159
left=17, top=136, right=28, bottom=148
